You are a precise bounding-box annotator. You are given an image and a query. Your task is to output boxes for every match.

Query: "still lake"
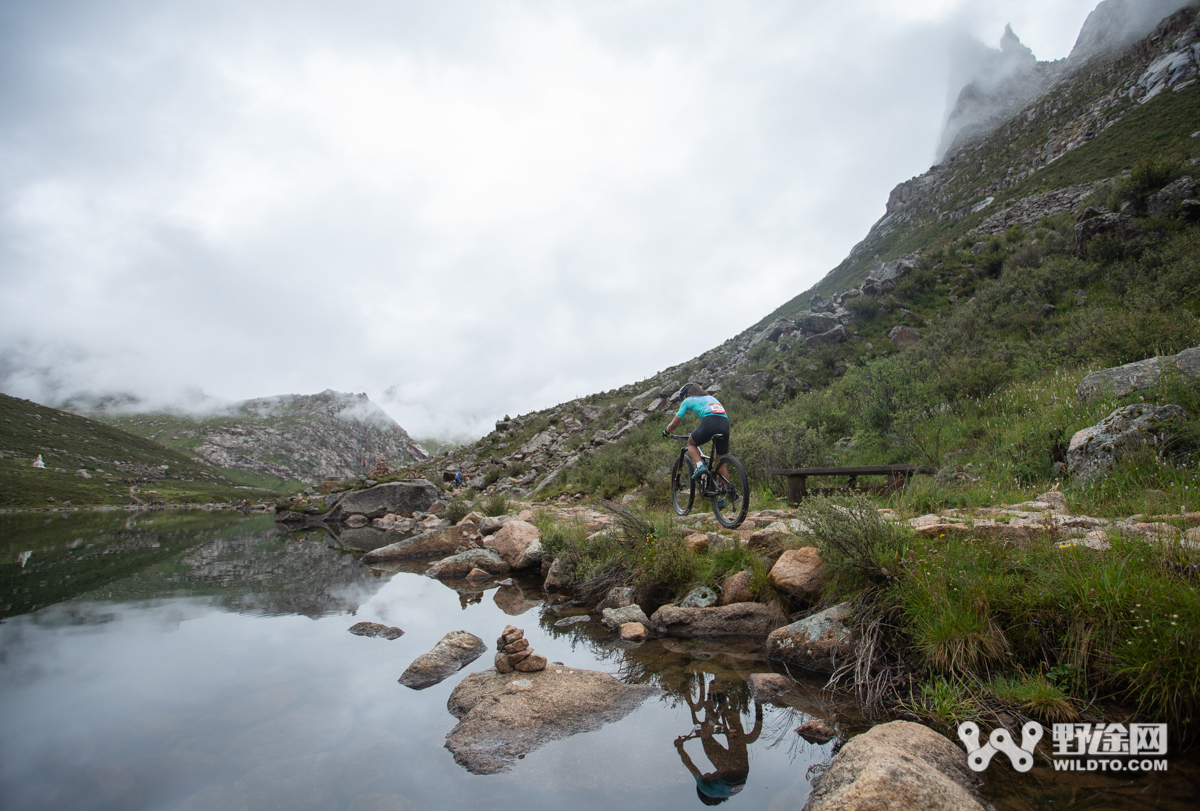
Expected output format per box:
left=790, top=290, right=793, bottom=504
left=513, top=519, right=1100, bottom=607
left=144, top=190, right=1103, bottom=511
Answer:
left=1, top=510, right=1196, bottom=810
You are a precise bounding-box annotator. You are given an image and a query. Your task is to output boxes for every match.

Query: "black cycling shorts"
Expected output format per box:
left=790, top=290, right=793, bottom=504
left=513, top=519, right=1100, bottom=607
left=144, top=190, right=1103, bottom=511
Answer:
left=691, top=415, right=730, bottom=456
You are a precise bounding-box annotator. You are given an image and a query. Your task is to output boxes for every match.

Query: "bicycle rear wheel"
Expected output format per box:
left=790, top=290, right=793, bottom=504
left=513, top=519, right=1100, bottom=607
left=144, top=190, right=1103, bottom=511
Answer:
left=670, top=451, right=695, bottom=516
left=711, top=454, right=749, bottom=528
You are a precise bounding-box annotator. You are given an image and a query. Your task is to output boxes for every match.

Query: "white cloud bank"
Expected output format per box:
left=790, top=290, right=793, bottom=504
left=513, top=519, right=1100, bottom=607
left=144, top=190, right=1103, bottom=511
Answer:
left=0, top=0, right=1110, bottom=437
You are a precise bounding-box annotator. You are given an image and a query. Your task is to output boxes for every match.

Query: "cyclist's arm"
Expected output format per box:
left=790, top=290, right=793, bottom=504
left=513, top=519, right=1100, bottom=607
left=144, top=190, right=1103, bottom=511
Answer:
left=665, top=415, right=683, bottom=434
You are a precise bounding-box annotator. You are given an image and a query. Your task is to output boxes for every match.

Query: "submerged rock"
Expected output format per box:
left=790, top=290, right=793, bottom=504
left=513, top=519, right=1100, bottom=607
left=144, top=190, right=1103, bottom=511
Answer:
left=766, top=601, right=854, bottom=675
left=746, top=672, right=793, bottom=700
left=796, top=718, right=838, bottom=745
left=398, top=631, right=487, bottom=690
left=361, top=525, right=480, bottom=562
left=650, top=603, right=785, bottom=638
left=444, top=667, right=657, bottom=774
left=348, top=622, right=404, bottom=640
left=425, top=549, right=510, bottom=579
left=802, top=720, right=985, bottom=811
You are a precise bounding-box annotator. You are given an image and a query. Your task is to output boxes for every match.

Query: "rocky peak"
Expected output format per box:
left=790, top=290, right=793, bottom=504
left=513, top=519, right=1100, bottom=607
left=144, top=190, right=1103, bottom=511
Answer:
left=1066, top=0, right=1195, bottom=72
left=937, top=25, right=1058, bottom=161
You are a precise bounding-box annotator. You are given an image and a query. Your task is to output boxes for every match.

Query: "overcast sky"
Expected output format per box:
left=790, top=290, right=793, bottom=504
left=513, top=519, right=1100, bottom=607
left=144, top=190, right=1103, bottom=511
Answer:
left=0, top=0, right=1117, bottom=438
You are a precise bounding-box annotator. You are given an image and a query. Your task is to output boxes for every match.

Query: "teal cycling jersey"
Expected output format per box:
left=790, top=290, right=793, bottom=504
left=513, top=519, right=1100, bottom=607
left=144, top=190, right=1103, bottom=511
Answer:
left=676, top=395, right=727, bottom=420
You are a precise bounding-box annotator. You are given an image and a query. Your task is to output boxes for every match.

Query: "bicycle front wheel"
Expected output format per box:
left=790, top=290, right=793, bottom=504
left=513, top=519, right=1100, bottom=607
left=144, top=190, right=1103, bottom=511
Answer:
left=711, top=454, right=749, bottom=528
left=670, top=451, right=695, bottom=516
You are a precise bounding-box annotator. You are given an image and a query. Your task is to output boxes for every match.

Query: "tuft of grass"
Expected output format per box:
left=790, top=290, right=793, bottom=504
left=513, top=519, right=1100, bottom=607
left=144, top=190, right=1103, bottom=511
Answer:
left=481, top=494, right=510, bottom=517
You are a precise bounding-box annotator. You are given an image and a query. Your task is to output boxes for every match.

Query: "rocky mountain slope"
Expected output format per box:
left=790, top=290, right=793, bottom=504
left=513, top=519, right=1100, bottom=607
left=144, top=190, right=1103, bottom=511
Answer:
left=87, top=390, right=428, bottom=489
left=417, top=1, right=1200, bottom=500
left=0, top=392, right=273, bottom=508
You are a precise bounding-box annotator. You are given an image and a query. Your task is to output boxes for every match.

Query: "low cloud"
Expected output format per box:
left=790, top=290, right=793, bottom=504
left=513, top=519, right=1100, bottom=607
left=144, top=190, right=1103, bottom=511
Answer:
left=0, top=0, right=1125, bottom=438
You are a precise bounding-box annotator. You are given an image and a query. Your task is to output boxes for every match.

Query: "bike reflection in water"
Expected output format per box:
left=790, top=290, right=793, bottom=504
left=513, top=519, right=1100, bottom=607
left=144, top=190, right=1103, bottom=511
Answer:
left=674, top=673, right=763, bottom=805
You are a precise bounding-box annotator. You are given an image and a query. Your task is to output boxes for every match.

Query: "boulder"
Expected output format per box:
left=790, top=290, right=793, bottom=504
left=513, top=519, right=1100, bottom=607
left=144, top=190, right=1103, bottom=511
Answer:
left=802, top=720, right=986, bottom=811
left=426, top=548, right=511, bottom=579
left=619, top=621, right=648, bottom=641
left=794, top=311, right=842, bottom=335
left=348, top=622, right=404, bottom=640
left=398, top=631, right=487, bottom=690
left=684, top=533, right=709, bottom=553
left=485, top=520, right=543, bottom=569
left=601, top=605, right=651, bottom=629
left=677, top=586, right=719, bottom=608
left=1075, top=346, right=1200, bottom=401
left=1074, top=212, right=1136, bottom=254
left=360, top=525, right=480, bottom=562
left=1146, top=176, right=1197, bottom=217
left=734, top=372, right=770, bottom=402
left=649, top=603, right=785, bottom=638
left=1067, top=403, right=1189, bottom=484
left=888, top=325, right=922, bottom=348
left=327, top=480, right=441, bottom=522
left=444, top=666, right=656, bottom=774
left=807, top=325, right=847, bottom=347
left=543, top=557, right=570, bottom=591
left=478, top=516, right=511, bottom=535
left=769, top=547, right=827, bottom=602
left=720, top=571, right=754, bottom=605
left=766, top=601, right=854, bottom=675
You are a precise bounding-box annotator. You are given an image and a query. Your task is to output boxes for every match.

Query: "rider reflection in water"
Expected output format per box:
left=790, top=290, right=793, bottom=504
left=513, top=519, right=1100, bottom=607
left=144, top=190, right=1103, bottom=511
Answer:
left=674, top=674, right=763, bottom=805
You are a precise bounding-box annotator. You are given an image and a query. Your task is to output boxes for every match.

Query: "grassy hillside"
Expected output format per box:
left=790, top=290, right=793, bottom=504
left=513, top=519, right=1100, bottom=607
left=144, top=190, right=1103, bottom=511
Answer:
left=0, top=393, right=277, bottom=509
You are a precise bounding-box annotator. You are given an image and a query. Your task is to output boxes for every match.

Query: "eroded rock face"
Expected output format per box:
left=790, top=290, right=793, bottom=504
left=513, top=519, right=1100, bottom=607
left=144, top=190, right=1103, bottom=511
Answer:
left=485, top=520, right=543, bottom=569
left=328, top=480, right=441, bottom=522
left=425, top=548, right=511, bottom=579
left=677, top=586, right=719, bottom=608
left=769, top=547, right=827, bottom=603
left=398, top=631, right=487, bottom=690
left=802, top=720, right=986, bottom=811
left=766, top=601, right=854, bottom=675
left=444, top=667, right=656, bottom=774
left=649, top=603, right=784, bottom=638
left=1067, top=403, right=1188, bottom=483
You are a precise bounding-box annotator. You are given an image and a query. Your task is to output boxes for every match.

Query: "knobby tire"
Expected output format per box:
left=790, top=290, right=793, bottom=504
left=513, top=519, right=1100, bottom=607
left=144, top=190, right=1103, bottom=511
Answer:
left=670, top=451, right=695, bottom=516
left=711, top=454, right=749, bottom=528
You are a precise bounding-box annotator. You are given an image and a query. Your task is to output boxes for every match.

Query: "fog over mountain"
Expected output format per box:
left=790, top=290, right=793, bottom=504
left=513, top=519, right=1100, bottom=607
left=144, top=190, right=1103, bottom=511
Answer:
left=0, top=0, right=1119, bottom=438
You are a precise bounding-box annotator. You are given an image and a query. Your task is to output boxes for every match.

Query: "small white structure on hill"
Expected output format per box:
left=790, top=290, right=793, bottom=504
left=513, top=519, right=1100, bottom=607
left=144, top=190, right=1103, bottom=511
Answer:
left=32, top=454, right=45, bottom=469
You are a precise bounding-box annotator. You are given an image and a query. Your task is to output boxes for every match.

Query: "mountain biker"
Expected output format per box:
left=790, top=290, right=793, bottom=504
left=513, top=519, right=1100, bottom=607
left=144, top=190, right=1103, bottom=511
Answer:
left=663, top=383, right=729, bottom=481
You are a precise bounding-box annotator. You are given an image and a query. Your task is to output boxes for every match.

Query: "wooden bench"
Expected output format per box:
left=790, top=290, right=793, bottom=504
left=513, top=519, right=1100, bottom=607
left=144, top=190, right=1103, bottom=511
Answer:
left=769, top=465, right=935, bottom=504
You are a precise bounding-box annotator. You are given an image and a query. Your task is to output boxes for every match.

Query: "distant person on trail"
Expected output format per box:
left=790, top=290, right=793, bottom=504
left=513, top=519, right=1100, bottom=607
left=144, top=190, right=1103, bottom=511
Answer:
left=454, top=470, right=464, bottom=488
left=663, top=383, right=729, bottom=480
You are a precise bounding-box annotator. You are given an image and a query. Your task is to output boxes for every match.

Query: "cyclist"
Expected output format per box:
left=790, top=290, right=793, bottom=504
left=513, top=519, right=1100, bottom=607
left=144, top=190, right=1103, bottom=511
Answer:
left=663, top=383, right=729, bottom=481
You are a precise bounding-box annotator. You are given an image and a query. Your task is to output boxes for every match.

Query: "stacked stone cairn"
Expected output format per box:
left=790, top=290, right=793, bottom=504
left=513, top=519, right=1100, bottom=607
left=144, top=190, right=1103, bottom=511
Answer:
left=494, top=625, right=547, bottom=673
left=371, top=460, right=390, bottom=478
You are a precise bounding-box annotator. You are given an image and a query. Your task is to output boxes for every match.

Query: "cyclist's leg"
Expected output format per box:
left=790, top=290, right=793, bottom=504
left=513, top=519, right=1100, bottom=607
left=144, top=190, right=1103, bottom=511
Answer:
left=713, top=429, right=731, bottom=480
left=686, top=435, right=703, bottom=466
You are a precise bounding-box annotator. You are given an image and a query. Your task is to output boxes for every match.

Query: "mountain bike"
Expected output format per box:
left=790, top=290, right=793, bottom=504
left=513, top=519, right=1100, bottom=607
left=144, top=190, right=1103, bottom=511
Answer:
left=665, top=433, right=749, bottom=528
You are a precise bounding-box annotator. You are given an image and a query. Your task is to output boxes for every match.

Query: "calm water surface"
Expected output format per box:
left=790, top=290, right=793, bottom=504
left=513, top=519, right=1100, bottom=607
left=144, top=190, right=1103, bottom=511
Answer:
left=1, top=511, right=1196, bottom=810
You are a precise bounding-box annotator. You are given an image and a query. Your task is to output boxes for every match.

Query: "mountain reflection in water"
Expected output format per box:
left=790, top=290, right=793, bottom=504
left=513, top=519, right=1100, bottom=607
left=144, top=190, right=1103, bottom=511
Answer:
left=2, top=511, right=1196, bottom=811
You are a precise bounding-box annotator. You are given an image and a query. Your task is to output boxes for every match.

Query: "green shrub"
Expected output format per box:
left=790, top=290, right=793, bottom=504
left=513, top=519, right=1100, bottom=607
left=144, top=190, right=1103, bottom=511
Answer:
left=481, top=494, right=510, bottom=517
left=800, top=495, right=911, bottom=595
left=445, top=495, right=471, bottom=524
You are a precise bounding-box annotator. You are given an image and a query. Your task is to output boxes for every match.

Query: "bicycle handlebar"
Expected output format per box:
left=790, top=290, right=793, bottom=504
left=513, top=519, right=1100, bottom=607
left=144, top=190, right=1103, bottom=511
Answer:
left=665, top=433, right=691, bottom=440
